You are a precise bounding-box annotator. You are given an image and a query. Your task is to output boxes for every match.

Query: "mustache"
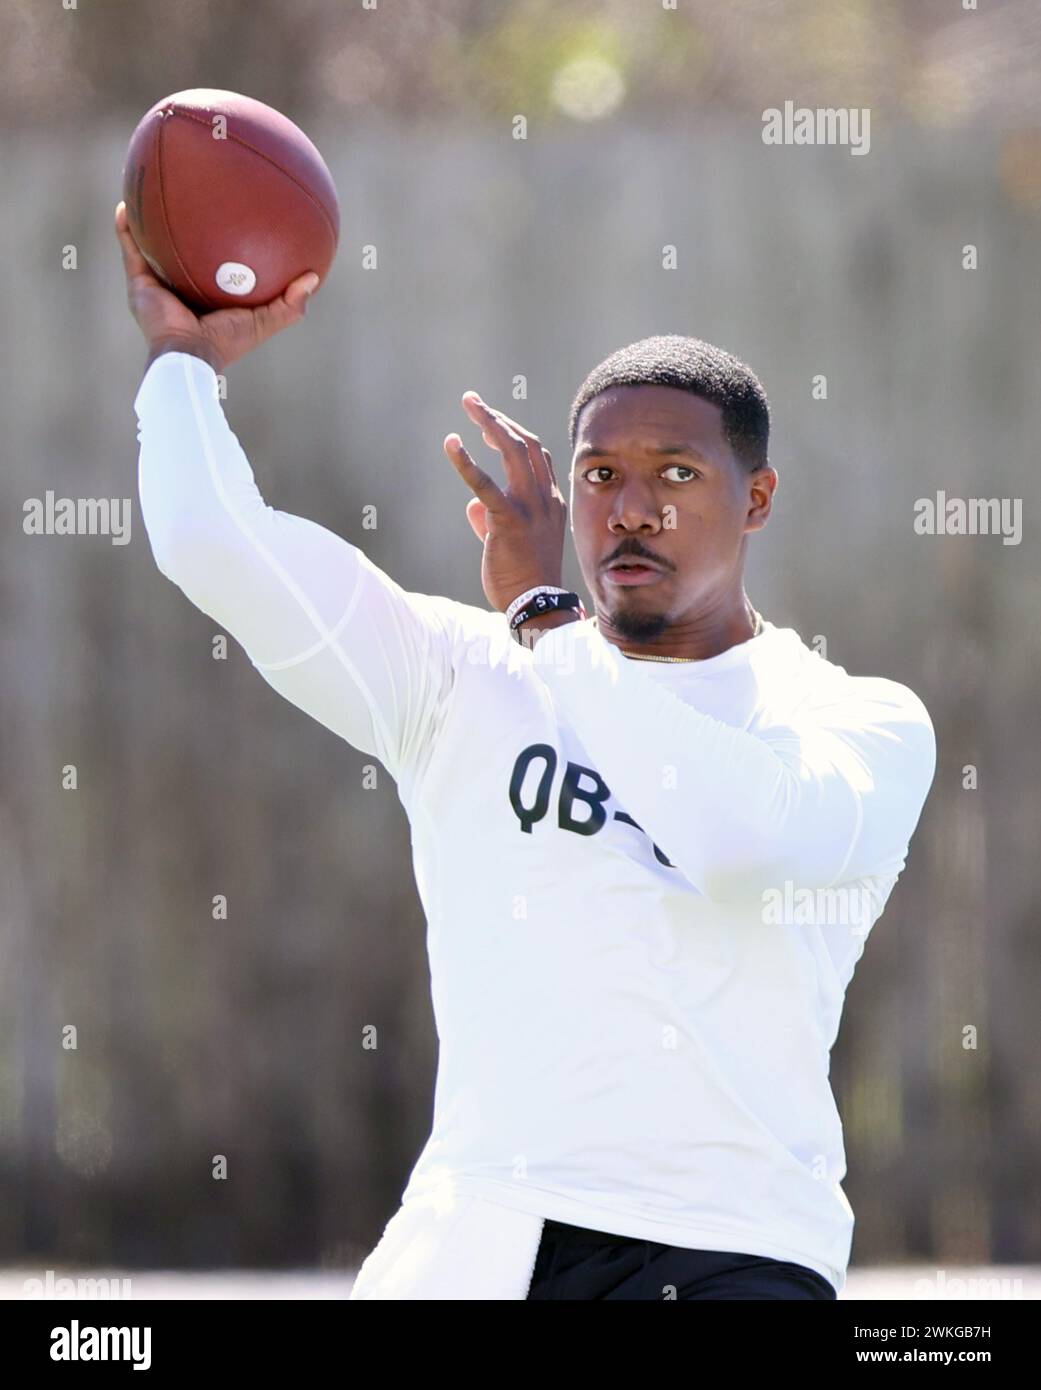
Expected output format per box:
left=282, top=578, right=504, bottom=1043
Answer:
left=603, top=546, right=671, bottom=570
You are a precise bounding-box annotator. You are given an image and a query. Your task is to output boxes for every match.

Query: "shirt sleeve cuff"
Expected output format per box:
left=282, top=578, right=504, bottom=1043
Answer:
left=133, top=349, right=219, bottom=420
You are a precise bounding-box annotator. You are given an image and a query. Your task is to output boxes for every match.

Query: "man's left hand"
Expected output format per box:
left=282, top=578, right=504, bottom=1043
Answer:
left=444, top=392, right=568, bottom=614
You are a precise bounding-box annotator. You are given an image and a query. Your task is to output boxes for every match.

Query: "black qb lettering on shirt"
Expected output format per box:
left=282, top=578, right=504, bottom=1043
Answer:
left=508, top=743, right=675, bottom=868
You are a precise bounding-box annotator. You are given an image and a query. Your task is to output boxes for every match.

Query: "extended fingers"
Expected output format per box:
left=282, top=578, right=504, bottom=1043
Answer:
left=462, top=392, right=528, bottom=450
left=482, top=398, right=559, bottom=490
left=444, top=433, right=508, bottom=511
left=461, top=393, right=557, bottom=496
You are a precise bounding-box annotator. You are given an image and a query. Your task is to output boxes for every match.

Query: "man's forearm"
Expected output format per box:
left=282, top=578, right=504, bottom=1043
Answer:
left=134, top=348, right=460, bottom=777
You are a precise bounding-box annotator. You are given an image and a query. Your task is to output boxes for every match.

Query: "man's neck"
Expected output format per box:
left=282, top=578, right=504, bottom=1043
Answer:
left=594, top=595, right=760, bottom=662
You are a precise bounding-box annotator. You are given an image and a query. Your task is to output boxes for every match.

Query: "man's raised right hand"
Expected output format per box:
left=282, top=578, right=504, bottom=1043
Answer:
left=115, top=201, right=319, bottom=375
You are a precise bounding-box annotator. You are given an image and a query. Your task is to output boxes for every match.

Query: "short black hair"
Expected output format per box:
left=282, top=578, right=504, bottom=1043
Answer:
left=567, top=334, right=770, bottom=472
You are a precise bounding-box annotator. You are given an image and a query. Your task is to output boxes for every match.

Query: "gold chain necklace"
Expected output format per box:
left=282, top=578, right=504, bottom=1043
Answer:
left=591, top=606, right=764, bottom=662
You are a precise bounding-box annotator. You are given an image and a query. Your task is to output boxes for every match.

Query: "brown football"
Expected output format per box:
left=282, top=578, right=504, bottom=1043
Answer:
left=122, top=88, right=340, bottom=312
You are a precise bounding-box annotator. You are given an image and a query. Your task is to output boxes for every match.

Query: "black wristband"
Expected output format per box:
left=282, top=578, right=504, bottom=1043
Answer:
left=509, top=590, right=582, bottom=630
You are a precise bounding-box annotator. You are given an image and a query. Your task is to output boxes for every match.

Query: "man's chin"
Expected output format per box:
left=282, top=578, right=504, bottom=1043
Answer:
left=603, top=606, right=670, bottom=642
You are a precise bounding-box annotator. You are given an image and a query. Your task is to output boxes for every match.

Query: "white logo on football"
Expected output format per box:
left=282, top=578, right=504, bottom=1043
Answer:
left=215, top=262, right=256, bottom=295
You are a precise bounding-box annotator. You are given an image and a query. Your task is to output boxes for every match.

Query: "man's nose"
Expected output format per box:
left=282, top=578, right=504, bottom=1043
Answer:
left=609, top=481, right=661, bottom=532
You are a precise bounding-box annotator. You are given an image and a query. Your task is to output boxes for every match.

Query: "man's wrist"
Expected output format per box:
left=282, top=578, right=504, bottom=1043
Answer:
left=513, top=607, right=583, bottom=649
left=145, top=336, right=225, bottom=375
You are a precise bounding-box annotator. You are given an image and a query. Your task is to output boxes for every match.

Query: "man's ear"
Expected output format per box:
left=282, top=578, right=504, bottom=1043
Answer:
left=745, top=465, right=778, bottom=534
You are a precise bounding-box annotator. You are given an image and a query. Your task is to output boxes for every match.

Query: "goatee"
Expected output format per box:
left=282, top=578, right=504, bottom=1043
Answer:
left=606, top=607, right=669, bottom=642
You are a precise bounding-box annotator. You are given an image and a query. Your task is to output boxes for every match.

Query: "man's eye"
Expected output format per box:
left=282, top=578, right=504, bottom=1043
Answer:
left=583, top=465, right=698, bottom=484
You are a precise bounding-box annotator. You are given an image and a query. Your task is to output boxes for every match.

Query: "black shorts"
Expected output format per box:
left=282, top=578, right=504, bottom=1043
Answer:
left=526, top=1218, right=837, bottom=1300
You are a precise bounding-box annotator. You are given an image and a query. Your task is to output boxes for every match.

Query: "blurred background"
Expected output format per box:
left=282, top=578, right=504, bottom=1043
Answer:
left=1, top=0, right=1039, bottom=1294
